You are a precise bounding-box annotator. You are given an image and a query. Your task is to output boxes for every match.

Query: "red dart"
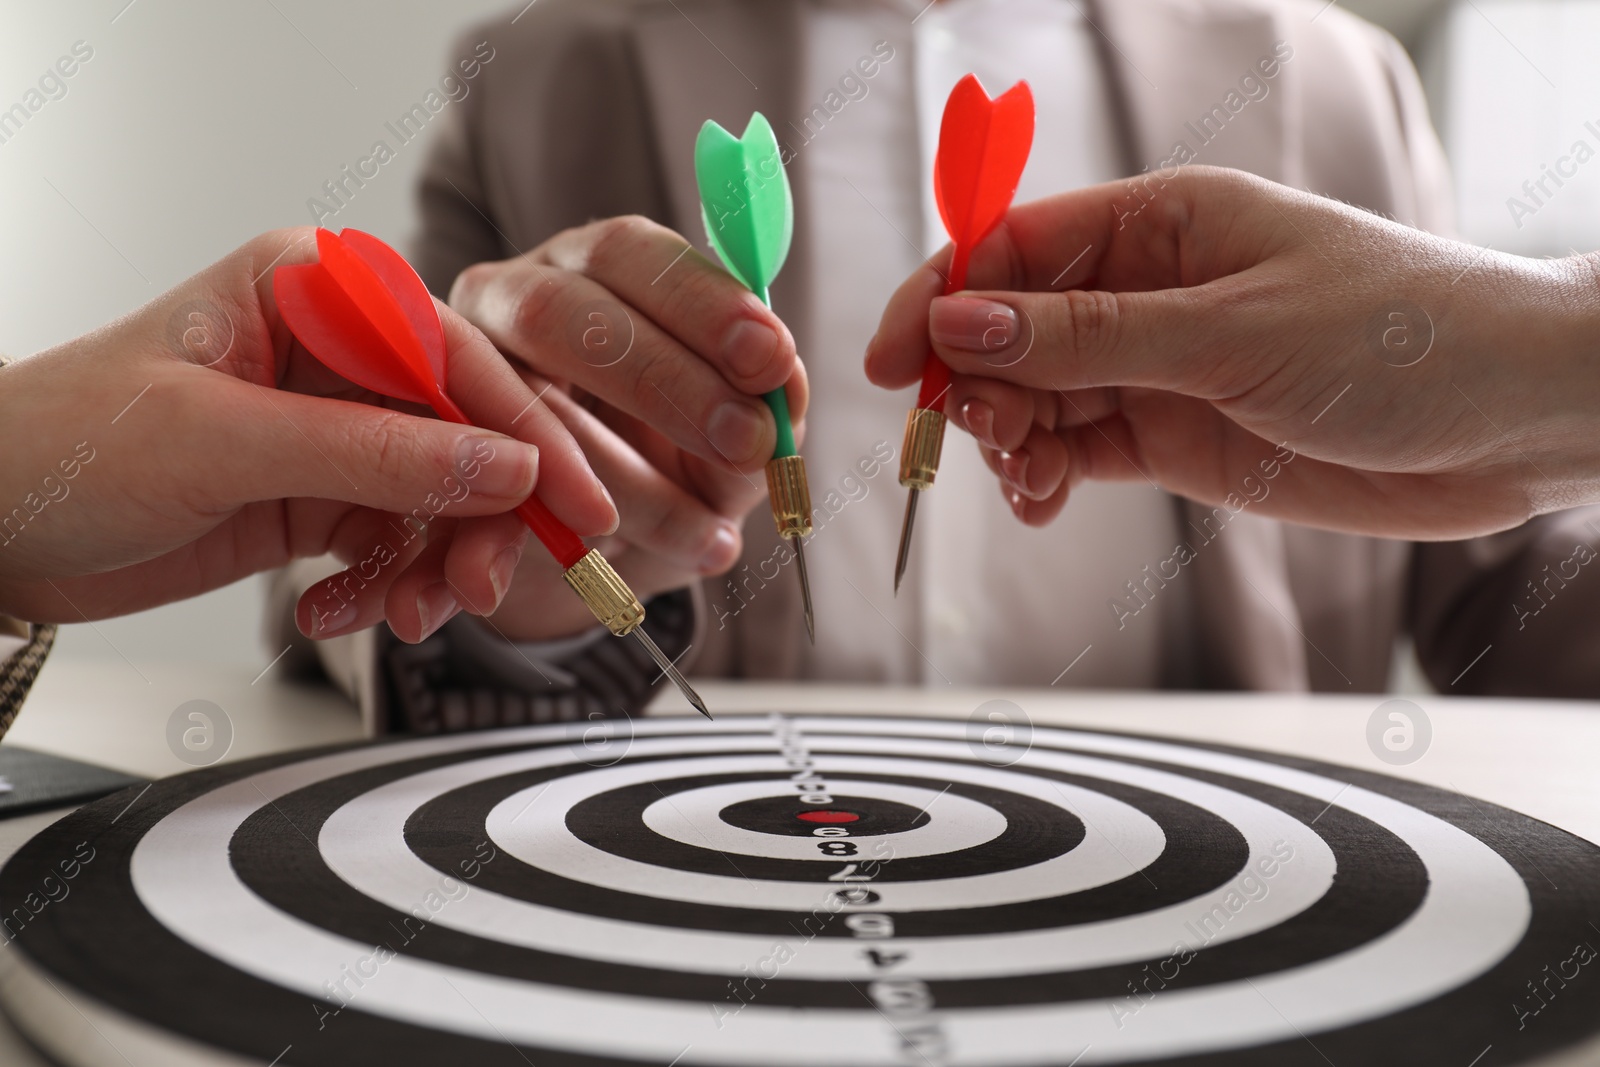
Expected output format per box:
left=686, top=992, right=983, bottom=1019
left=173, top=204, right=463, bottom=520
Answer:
left=894, top=75, right=1036, bottom=594
left=274, top=228, right=710, bottom=718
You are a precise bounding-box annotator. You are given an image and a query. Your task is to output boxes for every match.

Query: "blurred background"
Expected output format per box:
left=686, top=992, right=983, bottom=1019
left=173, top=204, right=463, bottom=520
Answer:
left=0, top=0, right=1590, bottom=683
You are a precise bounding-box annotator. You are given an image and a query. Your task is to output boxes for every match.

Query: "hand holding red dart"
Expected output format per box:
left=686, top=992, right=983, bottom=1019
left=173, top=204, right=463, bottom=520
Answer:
left=894, top=75, right=1035, bottom=593
left=0, top=228, right=589, bottom=631
left=275, top=228, right=712, bottom=717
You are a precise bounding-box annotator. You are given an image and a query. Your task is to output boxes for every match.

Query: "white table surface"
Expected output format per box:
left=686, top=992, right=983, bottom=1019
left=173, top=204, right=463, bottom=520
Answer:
left=0, top=663, right=1596, bottom=1065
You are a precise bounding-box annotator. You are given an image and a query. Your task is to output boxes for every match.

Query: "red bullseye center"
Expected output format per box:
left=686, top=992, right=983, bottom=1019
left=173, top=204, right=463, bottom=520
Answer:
left=796, top=810, right=860, bottom=824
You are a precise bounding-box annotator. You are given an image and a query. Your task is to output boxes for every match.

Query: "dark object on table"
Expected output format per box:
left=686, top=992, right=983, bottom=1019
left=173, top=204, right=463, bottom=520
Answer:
left=0, top=747, right=143, bottom=819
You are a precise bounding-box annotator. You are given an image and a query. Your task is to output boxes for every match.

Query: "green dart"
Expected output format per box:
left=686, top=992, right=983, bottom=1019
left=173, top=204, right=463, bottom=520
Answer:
left=695, top=112, right=815, bottom=645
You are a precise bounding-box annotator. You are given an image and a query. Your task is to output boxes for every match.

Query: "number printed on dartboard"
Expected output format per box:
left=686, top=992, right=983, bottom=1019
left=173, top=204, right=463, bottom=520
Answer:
left=770, top=714, right=950, bottom=1062
left=870, top=979, right=949, bottom=1066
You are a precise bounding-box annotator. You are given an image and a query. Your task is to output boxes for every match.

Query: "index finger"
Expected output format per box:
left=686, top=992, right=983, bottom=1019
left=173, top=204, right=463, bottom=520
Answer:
left=865, top=180, right=1166, bottom=391
left=439, top=301, right=618, bottom=537
left=865, top=167, right=1284, bottom=390
left=544, top=215, right=800, bottom=398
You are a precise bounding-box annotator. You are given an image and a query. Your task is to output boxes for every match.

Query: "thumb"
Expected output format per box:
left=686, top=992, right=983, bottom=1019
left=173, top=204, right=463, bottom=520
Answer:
left=924, top=282, right=1268, bottom=398
left=197, top=377, right=541, bottom=515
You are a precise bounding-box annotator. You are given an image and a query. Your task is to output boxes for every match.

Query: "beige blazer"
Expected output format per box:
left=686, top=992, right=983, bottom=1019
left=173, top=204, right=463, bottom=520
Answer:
left=274, top=0, right=1600, bottom=728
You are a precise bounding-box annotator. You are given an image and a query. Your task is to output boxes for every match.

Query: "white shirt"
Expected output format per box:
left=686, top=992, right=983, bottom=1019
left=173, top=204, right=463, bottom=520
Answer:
left=791, top=0, right=1189, bottom=687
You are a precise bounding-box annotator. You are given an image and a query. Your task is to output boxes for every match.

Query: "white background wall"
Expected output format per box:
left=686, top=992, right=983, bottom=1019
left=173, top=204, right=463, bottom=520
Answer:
left=5, top=0, right=1595, bottom=682
left=1, top=0, right=516, bottom=671
left=1420, top=0, right=1600, bottom=254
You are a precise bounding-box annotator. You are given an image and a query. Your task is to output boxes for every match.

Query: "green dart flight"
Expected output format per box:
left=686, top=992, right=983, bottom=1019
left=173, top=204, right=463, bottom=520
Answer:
left=695, top=112, right=815, bottom=643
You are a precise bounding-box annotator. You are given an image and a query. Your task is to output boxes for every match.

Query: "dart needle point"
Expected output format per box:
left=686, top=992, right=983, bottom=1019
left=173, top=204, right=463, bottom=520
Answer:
left=792, top=535, right=815, bottom=646
left=632, top=628, right=712, bottom=719
left=894, top=488, right=920, bottom=596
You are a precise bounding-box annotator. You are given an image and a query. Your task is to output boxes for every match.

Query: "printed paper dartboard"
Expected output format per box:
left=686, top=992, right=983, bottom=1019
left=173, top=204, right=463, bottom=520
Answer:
left=2, top=713, right=1598, bottom=1066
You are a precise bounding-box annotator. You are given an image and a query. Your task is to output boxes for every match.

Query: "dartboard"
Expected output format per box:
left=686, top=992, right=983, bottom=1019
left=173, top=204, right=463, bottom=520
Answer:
left=2, top=713, right=1598, bottom=1067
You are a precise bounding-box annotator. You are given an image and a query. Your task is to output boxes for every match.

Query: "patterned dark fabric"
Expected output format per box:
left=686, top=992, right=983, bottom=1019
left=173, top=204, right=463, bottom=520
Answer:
left=0, top=623, right=56, bottom=742
left=383, top=590, right=695, bottom=734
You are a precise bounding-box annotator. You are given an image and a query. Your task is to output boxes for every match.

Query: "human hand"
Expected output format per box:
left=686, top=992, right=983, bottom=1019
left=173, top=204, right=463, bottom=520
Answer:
left=447, top=215, right=808, bottom=640
left=0, top=228, right=617, bottom=642
left=866, top=166, right=1600, bottom=539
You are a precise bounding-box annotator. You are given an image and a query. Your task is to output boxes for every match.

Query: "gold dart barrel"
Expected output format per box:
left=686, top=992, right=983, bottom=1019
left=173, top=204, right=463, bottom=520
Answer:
left=563, top=548, right=712, bottom=718
left=765, top=454, right=813, bottom=539
left=899, top=408, right=948, bottom=490
left=765, top=454, right=816, bottom=643
left=894, top=408, right=948, bottom=595
left=563, top=548, right=646, bottom=636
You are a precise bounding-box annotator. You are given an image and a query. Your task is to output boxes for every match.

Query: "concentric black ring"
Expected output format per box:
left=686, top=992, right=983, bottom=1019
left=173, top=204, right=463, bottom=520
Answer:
left=396, top=761, right=1242, bottom=933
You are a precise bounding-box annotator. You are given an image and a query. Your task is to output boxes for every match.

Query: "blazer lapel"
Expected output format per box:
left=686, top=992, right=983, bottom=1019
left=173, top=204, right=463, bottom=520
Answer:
left=1087, top=0, right=1290, bottom=183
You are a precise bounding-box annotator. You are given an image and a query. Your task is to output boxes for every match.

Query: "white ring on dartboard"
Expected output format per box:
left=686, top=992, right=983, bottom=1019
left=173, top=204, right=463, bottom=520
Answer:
left=350, top=742, right=1196, bottom=927
left=637, top=777, right=1005, bottom=859
left=486, top=748, right=1286, bottom=927
left=492, top=751, right=1158, bottom=895
left=124, top=719, right=1530, bottom=1065
left=329, top=745, right=1313, bottom=969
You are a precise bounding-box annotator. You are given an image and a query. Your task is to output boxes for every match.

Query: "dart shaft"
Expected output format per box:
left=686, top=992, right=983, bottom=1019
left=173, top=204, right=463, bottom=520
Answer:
left=429, top=390, right=588, bottom=567
left=513, top=497, right=588, bottom=569
left=763, top=386, right=798, bottom=458
left=749, top=288, right=815, bottom=639
left=916, top=248, right=971, bottom=410
left=750, top=287, right=800, bottom=458
left=917, top=352, right=952, bottom=411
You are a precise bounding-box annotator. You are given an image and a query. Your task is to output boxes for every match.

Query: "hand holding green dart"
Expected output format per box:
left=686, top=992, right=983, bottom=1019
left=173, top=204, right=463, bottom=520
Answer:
left=695, top=113, right=815, bottom=644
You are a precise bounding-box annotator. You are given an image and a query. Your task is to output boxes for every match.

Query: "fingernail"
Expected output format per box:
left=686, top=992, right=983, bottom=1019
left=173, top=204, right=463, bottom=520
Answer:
left=1009, top=489, right=1026, bottom=518
left=1001, top=450, right=1031, bottom=495
left=489, top=545, right=520, bottom=604
left=962, top=399, right=998, bottom=448
left=307, top=598, right=354, bottom=639
left=723, top=319, right=781, bottom=380
left=707, top=400, right=768, bottom=463
left=698, top=524, right=740, bottom=572
left=931, top=296, right=1019, bottom=353
left=460, top=436, right=538, bottom=499
left=598, top=480, right=620, bottom=535
left=416, top=582, right=458, bottom=641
